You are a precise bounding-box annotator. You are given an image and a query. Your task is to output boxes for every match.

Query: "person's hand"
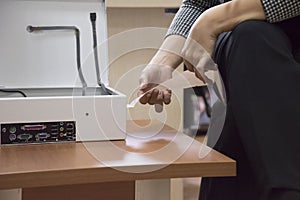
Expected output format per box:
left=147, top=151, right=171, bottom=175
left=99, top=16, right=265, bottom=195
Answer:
left=183, top=0, right=266, bottom=81
left=188, top=13, right=217, bottom=56
left=138, top=63, right=173, bottom=107
left=138, top=37, right=183, bottom=110
left=182, top=12, right=218, bottom=82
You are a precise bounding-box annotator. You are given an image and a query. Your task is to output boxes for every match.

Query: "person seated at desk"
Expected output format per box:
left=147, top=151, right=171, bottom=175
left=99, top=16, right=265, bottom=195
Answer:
left=138, top=0, right=300, bottom=199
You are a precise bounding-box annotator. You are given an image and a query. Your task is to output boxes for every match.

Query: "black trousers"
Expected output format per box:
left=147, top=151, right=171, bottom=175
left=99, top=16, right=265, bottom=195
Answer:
left=199, top=19, right=300, bottom=200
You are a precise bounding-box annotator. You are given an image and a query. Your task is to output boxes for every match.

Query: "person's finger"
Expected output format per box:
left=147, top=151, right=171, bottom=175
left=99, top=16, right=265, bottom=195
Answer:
left=138, top=82, right=150, bottom=104
left=138, top=82, right=153, bottom=93
left=139, top=94, right=148, bottom=104
left=184, top=59, right=194, bottom=72
left=139, top=89, right=152, bottom=104
left=156, top=90, right=164, bottom=102
left=148, top=89, right=160, bottom=105
left=163, top=89, right=172, bottom=105
left=184, top=59, right=205, bottom=82
left=193, top=68, right=205, bottom=82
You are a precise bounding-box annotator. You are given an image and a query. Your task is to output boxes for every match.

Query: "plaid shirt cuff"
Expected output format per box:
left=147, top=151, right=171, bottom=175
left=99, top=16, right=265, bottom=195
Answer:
left=166, top=0, right=220, bottom=38
left=166, top=4, right=204, bottom=38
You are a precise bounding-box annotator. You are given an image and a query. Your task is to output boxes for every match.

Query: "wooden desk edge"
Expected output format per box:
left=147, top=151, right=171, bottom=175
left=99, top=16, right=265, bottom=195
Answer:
left=0, top=161, right=235, bottom=189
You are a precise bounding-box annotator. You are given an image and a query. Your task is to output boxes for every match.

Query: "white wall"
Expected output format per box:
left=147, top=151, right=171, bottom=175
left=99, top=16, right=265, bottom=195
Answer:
left=0, top=0, right=108, bottom=88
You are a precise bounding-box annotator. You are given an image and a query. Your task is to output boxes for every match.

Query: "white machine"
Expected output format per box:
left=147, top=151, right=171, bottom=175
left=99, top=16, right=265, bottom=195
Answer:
left=0, top=1, right=127, bottom=145
left=0, top=88, right=126, bottom=144
left=0, top=87, right=127, bottom=145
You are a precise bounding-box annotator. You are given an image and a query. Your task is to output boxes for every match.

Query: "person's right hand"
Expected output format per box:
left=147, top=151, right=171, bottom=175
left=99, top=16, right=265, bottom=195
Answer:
left=138, top=63, right=173, bottom=106
left=137, top=35, right=184, bottom=109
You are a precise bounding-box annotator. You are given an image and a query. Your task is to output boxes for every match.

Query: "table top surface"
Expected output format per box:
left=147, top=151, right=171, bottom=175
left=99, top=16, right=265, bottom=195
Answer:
left=0, top=120, right=235, bottom=189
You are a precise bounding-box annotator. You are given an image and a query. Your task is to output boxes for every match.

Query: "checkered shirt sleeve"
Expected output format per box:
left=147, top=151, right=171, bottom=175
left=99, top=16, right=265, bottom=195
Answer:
left=261, top=0, right=300, bottom=23
left=166, top=0, right=221, bottom=38
left=166, top=0, right=300, bottom=38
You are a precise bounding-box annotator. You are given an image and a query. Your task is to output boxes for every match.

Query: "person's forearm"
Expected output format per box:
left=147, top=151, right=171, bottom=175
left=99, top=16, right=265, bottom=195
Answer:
left=150, top=50, right=182, bottom=70
left=149, top=35, right=186, bottom=70
left=197, top=0, right=266, bottom=36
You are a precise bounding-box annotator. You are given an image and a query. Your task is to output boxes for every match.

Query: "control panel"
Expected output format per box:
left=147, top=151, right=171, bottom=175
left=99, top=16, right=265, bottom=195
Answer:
left=0, top=121, right=76, bottom=145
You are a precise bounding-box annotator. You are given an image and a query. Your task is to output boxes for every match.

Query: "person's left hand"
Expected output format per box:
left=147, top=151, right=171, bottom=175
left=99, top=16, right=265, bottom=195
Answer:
left=182, top=12, right=218, bottom=81
left=183, top=0, right=266, bottom=80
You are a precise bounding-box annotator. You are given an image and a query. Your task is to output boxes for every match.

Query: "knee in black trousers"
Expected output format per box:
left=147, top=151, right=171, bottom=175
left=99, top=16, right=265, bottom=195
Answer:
left=200, top=20, right=300, bottom=200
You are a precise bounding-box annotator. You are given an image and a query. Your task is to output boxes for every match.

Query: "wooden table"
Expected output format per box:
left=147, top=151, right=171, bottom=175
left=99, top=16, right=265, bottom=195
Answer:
left=0, top=120, right=235, bottom=200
